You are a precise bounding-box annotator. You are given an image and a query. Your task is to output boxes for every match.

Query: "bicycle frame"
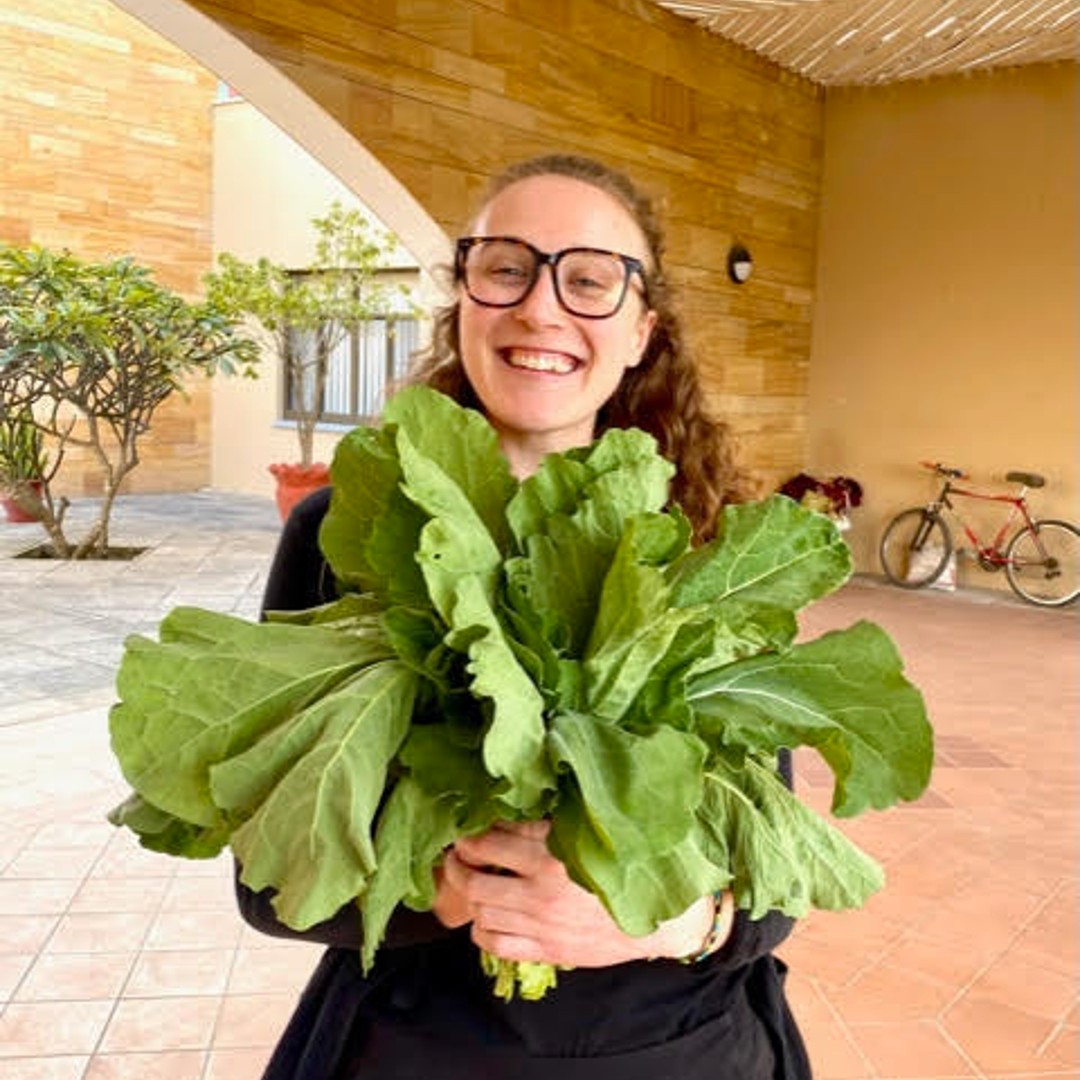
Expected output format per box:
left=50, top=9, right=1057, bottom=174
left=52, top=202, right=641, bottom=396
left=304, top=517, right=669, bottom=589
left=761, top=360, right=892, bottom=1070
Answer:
left=928, top=477, right=1037, bottom=566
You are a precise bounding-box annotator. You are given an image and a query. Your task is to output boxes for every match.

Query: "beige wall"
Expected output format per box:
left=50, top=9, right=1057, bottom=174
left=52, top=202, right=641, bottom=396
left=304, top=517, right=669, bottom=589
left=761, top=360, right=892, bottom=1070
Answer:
left=0, top=0, right=218, bottom=495
left=210, top=101, right=439, bottom=497
left=809, top=63, right=1079, bottom=589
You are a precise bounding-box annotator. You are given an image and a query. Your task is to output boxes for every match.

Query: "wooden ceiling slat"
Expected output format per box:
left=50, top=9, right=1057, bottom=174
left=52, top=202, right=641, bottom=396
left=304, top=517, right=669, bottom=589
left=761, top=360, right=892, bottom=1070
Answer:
left=657, top=0, right=1080, bottom=83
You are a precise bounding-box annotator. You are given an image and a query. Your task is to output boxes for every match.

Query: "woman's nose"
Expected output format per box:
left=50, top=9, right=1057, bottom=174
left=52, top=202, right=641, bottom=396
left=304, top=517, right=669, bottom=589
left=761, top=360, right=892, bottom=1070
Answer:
left=512, top=264, right=565, bottom=326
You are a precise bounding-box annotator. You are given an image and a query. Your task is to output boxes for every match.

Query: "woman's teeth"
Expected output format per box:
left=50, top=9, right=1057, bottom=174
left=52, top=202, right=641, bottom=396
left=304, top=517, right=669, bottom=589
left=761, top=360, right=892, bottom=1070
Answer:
left=505, top=351, right=576, bottom=375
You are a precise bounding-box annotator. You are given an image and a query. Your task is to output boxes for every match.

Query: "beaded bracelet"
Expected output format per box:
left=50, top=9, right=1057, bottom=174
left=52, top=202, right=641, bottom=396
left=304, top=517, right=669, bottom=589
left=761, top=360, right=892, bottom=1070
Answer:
left=684, top=890, right=732, bottom=964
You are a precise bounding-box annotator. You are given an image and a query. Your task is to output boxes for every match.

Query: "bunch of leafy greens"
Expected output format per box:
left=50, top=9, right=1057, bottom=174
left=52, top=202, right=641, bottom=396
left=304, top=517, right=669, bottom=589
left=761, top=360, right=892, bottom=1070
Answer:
left=108, top=385, right=932, bottom=1001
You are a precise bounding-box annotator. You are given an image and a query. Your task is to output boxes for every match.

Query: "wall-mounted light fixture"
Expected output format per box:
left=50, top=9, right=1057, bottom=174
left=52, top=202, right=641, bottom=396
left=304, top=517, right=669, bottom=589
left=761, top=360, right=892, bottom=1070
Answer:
left=727, top=243, right=753, bottom=284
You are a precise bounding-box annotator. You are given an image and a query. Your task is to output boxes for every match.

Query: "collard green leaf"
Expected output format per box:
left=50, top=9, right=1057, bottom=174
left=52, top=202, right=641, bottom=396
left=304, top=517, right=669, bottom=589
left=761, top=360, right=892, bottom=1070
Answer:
left=548, top=712, right=707, bottom=854
left=320, top=423, right=429, bottom=604
left=546, top=713, right=720, bottom=932
left=109, top=607, right=393, bottom=827
left=583, top=515, right=705, bottom=721
left=228, top=660, right=418, bottom=931
left=106, top=793, right=230, bottom=859
left=697, top=755, right=885, bottom=919
left=359, top=775, right=473, bottom=971
left=688, top=621, right=933, bottom=816
left=668, top=495, right=852, bottom=614
left=384, top=385, right=516, bottom=551
left=506, top=427, right=670, bottom=548
left=549, top=783, right=724, bottom=936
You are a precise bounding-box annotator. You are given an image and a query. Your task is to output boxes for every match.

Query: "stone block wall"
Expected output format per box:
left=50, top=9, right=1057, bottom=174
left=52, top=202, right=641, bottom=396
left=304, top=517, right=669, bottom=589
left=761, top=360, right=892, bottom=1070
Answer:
left=0, top=0, right=218, bottom=496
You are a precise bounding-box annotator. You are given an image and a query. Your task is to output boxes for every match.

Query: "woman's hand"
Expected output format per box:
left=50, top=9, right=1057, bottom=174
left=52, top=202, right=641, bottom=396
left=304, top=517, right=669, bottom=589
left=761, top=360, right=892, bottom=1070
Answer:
left=433, top=820, right=732, bottom=967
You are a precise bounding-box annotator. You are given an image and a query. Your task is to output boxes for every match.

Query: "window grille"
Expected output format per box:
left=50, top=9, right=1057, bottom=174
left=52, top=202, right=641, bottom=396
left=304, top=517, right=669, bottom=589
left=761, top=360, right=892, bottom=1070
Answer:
left=283, top=316, right=421, bottom=425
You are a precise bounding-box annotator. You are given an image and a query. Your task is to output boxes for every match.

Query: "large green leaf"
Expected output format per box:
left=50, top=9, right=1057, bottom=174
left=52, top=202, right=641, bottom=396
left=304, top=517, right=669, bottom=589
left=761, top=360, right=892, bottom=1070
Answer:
left=688, top=621, right=933, bottom=816
left=320, top=423, right=428, bottom=604
left=697, top=755, right=885, bottom=919
left=546, top=713, right=720, bottom=933
left=584, top=515, right=705, bottom=721
left=549, top=785, right=724, bottom=936
left=385, top=385, right=516, bottom=551
left=106, top=793, right=231, bottom=859
left=668, top=496, right=852, bottom=614
left=359, top=775, right=475, bottom=971
left=227, top=660, right=418, bottom=931
left=109, top=607, right=393, bottom=826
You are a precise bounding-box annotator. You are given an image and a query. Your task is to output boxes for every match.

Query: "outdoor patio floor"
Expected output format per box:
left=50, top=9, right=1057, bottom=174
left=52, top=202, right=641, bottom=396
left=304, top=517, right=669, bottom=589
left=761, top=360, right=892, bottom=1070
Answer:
left=0, top=492, right=1076, bottom=1080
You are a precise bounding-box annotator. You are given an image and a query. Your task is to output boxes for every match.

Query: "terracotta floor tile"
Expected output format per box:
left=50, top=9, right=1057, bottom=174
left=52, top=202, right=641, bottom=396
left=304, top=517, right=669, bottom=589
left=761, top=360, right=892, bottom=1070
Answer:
left=99, top=995, right=221, bottom=1053
left=212, top=992, right=299, bottom=1050
left=796, top=1019, right=874, bottom=1079
left=830, top=960, right=959, bottom=1024
left=227, top=944, right=317, bottom=996
left=144, top=910, right=244, bottom=952
left=1038, top=1024, right=1080, bottom=1070
left=0, top=880, right=80, bottom=916
left=0, top=954, right=34, bottom=1001
left=44, top=911, right=154, bottom=954
left=83, top=1050, right=207, bottom=1080
left=69, top=876, right=171, bottom=914
left=0, top=915, right=59, bottom=953
left=204, top=1046, right=273, bottom=1080
left=89, top=839, right=179, bottom=880
left=878, top=932, right=988, bottom=993
left=848, top=1019, right=976, bottom=1076
left=160, top=872, right=236, bottom=912
left=0, top=1058, right=90, bottom=1080
left=968, top=947, right=1078, bottom=1024
left=3, top=847, right=100, bottom=880
left=15, top=952, right=135, bottom=1002
left=0, top=1000, right=113, bottom=1056
left=943, top=993, right=1064, bottom=1073
left=28, top=822, right=115, bottom=849
left=124, top=949, right=234, bottom=998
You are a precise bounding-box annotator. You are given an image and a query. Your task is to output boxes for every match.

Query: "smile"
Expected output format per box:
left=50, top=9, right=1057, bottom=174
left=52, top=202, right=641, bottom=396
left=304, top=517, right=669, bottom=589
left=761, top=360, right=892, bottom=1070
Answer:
left=502, top=349, right=579, bottom=375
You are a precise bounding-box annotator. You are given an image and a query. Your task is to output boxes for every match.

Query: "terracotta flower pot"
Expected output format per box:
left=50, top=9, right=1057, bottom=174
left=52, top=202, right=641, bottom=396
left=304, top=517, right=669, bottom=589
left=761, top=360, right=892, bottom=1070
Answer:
left=1, top=480, right=44, bottom=523
left=269, top=462, right=331, bottom=522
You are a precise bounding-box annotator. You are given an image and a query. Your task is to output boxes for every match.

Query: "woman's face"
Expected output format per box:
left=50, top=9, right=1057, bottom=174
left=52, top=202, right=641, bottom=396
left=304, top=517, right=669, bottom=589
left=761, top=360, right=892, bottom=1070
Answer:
left=457, top=174, right=657, bottom=478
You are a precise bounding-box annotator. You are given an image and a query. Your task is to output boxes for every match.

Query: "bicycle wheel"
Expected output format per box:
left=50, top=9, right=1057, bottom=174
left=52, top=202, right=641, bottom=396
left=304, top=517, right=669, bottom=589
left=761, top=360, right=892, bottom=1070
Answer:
left=1004, top=519, right=1080, bottom=606
left=879, top=508, right=953, bottom=588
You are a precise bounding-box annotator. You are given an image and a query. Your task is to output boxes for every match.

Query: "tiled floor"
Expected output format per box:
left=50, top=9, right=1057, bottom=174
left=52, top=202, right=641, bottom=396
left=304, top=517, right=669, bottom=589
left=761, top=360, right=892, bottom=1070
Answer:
left=0, top=493, right=1076, bottom=1079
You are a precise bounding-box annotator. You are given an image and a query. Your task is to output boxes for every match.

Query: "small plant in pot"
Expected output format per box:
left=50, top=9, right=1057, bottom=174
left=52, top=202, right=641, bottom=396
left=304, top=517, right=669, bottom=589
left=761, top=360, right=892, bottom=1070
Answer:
left=204, top=201, right=418, bottom=521
left=0, top=409, right=49, bottom=524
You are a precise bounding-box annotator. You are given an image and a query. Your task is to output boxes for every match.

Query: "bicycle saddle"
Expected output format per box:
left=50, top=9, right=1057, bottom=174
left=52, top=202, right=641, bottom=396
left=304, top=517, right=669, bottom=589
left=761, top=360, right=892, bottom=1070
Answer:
left=1006, top=471, right=1045, bottom=488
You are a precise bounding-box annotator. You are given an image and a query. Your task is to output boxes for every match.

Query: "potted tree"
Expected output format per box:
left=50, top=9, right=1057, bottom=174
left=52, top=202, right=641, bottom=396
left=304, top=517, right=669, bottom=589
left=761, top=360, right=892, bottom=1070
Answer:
left=0, top=409, right=48, bottom=523
left=204, top=201, right=417, bottom=520
left=0, top=244, right=259, bottom=558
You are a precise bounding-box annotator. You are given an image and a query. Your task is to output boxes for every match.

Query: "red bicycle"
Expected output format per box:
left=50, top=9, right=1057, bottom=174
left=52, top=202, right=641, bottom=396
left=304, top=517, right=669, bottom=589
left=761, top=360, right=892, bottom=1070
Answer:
left=879, top=462, right=1080, bottom=607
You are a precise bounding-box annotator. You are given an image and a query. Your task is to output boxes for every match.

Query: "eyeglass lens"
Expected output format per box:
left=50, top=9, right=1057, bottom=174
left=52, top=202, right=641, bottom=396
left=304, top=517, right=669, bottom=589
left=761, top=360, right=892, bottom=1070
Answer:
left=460, top=239, right=634, bottom=318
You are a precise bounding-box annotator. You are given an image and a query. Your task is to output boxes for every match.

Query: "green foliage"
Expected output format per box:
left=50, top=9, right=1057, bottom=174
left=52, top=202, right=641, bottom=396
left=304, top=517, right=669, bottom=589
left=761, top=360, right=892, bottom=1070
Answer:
left=0, top=243, right=260, bottom=557
left=0, top=408, right=46, bottom=486
left=108, top=386, right=934, bottom=1000
left=204, top=201, right=418, bottom=467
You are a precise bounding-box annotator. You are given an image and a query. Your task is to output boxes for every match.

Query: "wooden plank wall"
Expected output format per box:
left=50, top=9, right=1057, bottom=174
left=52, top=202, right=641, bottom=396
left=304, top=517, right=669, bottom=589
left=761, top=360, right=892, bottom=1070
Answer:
left=188, top=0, right=825, bottom=490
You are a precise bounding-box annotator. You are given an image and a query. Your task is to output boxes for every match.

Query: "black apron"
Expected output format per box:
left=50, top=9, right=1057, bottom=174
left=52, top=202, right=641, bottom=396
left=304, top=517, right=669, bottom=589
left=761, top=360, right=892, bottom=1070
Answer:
left=260, top=933, right=810, bottom=1080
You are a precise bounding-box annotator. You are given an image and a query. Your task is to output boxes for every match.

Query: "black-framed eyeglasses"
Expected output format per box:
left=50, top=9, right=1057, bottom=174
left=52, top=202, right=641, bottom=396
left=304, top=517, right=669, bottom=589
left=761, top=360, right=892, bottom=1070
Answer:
left=455, top=236, right=650, bottom=320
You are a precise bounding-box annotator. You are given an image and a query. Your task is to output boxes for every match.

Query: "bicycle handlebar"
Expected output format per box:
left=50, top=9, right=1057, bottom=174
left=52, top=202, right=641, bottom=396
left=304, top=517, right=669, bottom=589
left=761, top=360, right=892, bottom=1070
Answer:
left=919, top=460, right=967, bottom=480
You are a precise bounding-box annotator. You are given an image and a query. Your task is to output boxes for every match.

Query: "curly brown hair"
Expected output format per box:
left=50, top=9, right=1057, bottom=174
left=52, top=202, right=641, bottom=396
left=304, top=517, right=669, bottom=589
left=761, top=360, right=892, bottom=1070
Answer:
left=403, top=154, right=756, bottom=543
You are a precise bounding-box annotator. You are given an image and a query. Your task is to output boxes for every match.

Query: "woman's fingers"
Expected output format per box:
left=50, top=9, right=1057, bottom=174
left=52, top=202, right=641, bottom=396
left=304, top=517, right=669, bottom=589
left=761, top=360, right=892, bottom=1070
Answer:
left=452, top=820, right=552, bottom=876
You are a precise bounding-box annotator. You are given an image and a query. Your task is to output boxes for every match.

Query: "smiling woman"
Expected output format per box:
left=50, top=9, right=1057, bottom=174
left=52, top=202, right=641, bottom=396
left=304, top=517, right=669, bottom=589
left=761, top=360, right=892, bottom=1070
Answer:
left=218, top=153, right=821, bottom=1080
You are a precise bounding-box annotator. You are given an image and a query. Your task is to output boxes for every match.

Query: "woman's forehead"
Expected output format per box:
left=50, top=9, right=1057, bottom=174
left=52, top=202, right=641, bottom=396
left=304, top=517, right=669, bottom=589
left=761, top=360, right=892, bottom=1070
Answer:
left=472, top=174, right=650, bottom=259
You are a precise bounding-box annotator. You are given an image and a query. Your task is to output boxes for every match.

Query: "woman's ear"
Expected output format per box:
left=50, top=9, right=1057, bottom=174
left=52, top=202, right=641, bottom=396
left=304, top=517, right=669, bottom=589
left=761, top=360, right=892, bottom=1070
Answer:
left=626, top=308, right=658, bottom=369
